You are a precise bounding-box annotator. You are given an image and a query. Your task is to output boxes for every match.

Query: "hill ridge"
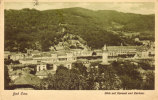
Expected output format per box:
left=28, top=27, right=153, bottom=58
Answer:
left=5, top=7, right=155, bottom=52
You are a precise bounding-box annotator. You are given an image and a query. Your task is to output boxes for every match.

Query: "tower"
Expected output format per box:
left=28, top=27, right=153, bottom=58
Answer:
left=102, top=44, right=109, bottom=65
left=59, top=23, right=67, bottom=33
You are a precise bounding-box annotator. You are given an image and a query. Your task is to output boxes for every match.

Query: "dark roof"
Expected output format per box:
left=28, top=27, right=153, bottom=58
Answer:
left=13, top=74, right=41, bottom=86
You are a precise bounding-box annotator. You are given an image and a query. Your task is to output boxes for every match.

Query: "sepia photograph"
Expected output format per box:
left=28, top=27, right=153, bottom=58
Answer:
left=4, top=1, right=155, bottom=90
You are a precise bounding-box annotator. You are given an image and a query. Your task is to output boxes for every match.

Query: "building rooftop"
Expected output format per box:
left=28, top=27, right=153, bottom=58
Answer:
left=35, top=70, right=49, bottom=76
left=37, top=62, right=47, bottom=65
left=9, top=70, right=22, bottom=76
left=94, top=49, right=102, bottom=53
left=10, top=64, right=26, bottom=68
left=107, top=46, right=148, bottom=51
left=36, top=70, right=55, bottom=76
left=107, top=46, right=138, bottom=49
left=13, top=74, right=41, bottom=86
left=32, top=50, right=41, bottom=54
left=57, top=52, right=67, bottom=56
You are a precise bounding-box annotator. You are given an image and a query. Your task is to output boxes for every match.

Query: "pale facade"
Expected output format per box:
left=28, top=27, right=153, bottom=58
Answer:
left=102, top=44, right=109, bottom=64
left=10, top=53, right=25, bottom=61
left=19, top=59, right=37, bottom=64
left=36, top=63, right=47, bottom=72
left=141, top=51, right=149, bottom=58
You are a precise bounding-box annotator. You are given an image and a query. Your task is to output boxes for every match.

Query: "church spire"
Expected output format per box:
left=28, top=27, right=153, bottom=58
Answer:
left=102, top=44, right=109, bottom=65
left=103, top=44, right=108, bottom=51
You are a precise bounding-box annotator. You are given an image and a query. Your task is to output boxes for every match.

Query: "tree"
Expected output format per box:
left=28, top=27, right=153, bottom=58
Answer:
left=72, top=62, right=87, bottom=76
left=98, top=65, right=122, bottom=90
left=4, top=58, right=13, bottom=65
left=92, top=52, right=97, bottom=56
left=111, top=61, right=143, bottom=89
left=4, top=65, right=11, bottom=89
left=39, top=65, right=88, bottom=90
left=143, top=71, right=154, bottom=90
left=120, top=75, right=142, bottom=90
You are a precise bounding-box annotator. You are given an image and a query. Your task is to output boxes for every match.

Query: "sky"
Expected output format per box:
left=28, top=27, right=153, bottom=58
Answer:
left=5, top=2, right=155, bottom=15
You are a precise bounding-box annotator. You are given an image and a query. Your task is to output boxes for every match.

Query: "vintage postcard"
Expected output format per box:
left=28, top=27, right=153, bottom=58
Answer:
left=0, top=0, right=158, bottom=100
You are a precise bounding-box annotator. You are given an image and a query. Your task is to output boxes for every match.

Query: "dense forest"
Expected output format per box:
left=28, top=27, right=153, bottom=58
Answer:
left=5, top=7, right=155, bottom=51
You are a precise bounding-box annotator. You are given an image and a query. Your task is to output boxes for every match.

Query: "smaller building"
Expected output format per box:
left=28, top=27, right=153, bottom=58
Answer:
left=140, top=40, right=150, bottom=46
left=11, top=73, right=41, bottom=90
left=19, top=59, right=37, bottom=64
left=141, top=51, right=149, bottom=58
left=35, top=70, right=49, bottom=79
left=4, top=51, right=11, bottom=59
left=93, top=49, right=102, bottom=56
left=10, top=53, right=25, bottom=61
left=54, top=62, right=73, bottom=70
left=9, top=70, right=22, bottom=81
left=135, top=38, right=140, bottom=42
left=26, top=49, right=33, bottom=55
left=36, top=62, right=47, bottom=72
left=31, top=50, right=41, bottom=57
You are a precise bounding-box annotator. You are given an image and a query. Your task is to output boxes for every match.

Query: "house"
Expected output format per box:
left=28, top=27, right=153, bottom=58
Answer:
left=31, top=50, right=41, bottom=57
left=140, top=40, right=150, bottom=46
left=56, top=62, right=72, bottom=69
left=26, top=49, right=33, bottom=55
left=105, top=46, right=149, bottom=60
left=9, top=70, right=22, bottom=81
left=65, top=63, right=72, bottom=69
left=57, top=52, right=68, bottom=62
left=4, top=51, right=11, bottom=59
left=51, top=60, right=73, bottom=70
left=36, top=62, right=47, bottom=72
left=148, top=49, right=155, bottom=57
left=93, top=49, right=102, bottom=56
left=55, top=51, right=77, bottom=62
left=31, top=51, right=77, bottom=65
left=32, top=52, right=52, bottom=63
left=8, top=64, right=34, bottom=81
left=141, top=50, right=149, bottom=58
left=66, top=53, right=75, bottom=61
left=55, top=42, right=65, bottom=51
left=135, top=38, right=140, bottom=42
left=7, top=65, right=13, bottom=72
left=19, top=59, right=37, bottom=64
left=35, top=70, right=49, bottom=79
left=133, top=53, right=141, bottom=59
left=71, top=49, right=92, bottom=57
left=11, top=64, right=25, bottom=71
left=10, top=53, right=25, bottom=61
left=53, top=64, right=58, bottom=71
left=76, top=59, right=90, bottom=68
left=107, top=46, right=137, bottom=56
left=11, top=73, right=41, bottom=90
left=22, top=67, right=34, bottom=74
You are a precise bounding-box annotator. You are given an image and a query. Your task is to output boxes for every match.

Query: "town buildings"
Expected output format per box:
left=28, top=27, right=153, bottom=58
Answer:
left=5, top=41, right=155, bottom=89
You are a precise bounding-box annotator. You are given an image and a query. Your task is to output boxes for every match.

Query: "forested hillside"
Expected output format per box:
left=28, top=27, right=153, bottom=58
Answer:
left=5, top=7, right=155, bottom=52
